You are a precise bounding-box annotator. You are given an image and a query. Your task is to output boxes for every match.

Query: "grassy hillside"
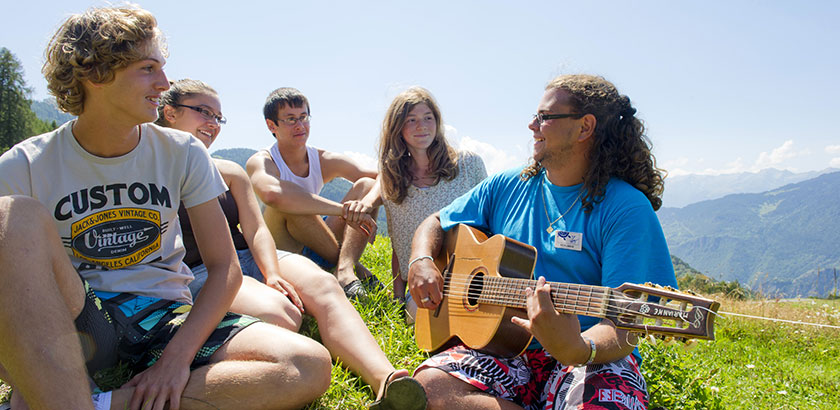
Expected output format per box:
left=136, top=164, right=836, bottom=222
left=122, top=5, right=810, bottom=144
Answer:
left=3, top=239, right=839, bottom=408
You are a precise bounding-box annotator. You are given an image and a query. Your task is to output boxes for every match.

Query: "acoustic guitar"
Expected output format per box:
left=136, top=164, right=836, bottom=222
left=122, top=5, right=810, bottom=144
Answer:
left=414, top=224, right=720, bottom=357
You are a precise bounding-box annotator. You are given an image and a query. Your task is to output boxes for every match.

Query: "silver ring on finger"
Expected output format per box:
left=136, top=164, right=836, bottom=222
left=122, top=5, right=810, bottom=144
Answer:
left=420, top=296, right=431, bottom=303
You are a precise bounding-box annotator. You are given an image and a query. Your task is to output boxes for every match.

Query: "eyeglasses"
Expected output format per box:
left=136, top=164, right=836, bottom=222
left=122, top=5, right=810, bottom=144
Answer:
left=175, top=104, right=227, bottom=125
left=277, top=114, right=311, bottom=126
left=533, top=112, right=585, bottom=124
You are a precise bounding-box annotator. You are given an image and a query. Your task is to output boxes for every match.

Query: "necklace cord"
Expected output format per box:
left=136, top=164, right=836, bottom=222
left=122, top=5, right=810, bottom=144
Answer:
left=540, top=173, right=582, bottom=234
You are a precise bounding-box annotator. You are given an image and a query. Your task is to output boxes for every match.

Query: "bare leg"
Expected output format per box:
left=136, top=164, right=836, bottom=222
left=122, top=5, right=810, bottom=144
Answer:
left=229, top=276, right=303, bottom=331
left=108, top=322, right=332, bottom=410
left=415, top=367, right=523, bottom=410
left=264, top=207, right=340, bottom=265
left=334, top=178, right=377, bottom=286
left=0, top=196, right=93, bottom=410
left=391, top=250, right=407, bottom=301
left=278, top=254, right=398, bottom=394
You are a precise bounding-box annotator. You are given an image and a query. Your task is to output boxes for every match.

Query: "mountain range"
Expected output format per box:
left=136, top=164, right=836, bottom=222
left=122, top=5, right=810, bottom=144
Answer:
left=30, top=98, right=75, bottom=126
left=662, top=168, right=839, bottom=208
left=658, top=171, right=840, bottom=297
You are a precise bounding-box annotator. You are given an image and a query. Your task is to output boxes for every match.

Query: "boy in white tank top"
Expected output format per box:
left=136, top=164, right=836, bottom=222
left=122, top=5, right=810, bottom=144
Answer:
left=247, top=87, right=381, bottom=300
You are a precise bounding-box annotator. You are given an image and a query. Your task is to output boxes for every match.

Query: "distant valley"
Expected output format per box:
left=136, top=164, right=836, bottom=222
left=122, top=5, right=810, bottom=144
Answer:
left=658, top=171, right=840, bottom=297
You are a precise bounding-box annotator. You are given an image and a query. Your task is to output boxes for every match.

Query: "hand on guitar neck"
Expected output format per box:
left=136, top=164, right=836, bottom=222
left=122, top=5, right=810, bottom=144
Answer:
left=509, top=275, right=632, bottom=366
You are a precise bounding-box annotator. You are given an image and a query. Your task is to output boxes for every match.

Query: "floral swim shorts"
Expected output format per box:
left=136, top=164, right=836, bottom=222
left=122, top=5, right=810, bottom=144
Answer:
left=416, top=344, right=648, bottom=410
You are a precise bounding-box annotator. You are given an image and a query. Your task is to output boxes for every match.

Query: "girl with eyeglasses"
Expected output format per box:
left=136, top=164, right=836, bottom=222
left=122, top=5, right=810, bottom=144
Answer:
left=156, top=79, right=427, bottom=410
left=353, top=87, right=487, bottom=322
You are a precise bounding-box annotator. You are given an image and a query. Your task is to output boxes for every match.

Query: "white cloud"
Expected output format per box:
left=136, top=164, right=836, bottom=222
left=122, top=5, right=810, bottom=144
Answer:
left=826, top=145, right=840, bottom=155
left=444, top=124, right=459, bottom=140
left=660, top=157, right=693, bottom=176
left=753, top=140, right=798, bottom=169
left=455, top=135, right=525, bottom=175
left=830, top=157, right=840, bottom=168
left=342, top=151, right=377, bottom=171
left=690, top=158, right=749, bottom=176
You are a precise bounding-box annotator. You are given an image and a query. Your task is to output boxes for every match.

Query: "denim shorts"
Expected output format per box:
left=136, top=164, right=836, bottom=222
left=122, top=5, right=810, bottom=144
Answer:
left=188, top=248, right=293, bottom=299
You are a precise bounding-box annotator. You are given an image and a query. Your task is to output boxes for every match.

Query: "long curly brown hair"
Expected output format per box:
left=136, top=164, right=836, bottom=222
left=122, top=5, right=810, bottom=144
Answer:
left=520, top=74, right=666, bottom=211
left=378, top=87, right=458, bottom=204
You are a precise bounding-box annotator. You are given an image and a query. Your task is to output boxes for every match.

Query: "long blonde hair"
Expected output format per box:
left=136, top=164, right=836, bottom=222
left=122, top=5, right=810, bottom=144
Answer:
left=378, top=87, right=458, bottom=204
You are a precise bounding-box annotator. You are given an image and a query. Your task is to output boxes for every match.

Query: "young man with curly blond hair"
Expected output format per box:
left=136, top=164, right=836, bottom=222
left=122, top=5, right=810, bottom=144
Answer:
left=0, top=6, right=331, bottom=410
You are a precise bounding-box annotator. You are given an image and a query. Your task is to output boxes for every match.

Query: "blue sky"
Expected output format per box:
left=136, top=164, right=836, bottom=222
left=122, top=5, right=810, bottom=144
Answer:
left=4, top=0, right=839, bottom=176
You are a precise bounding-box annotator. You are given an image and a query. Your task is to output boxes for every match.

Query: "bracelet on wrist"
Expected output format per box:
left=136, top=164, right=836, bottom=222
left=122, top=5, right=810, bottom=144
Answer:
left=407, top=255, right=434, bottom=272
left=577, top=337, right=596, bottom=367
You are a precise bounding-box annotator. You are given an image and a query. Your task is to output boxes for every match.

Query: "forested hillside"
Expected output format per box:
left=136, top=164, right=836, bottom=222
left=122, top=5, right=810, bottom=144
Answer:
left=1, top=48, right=57, bottom=152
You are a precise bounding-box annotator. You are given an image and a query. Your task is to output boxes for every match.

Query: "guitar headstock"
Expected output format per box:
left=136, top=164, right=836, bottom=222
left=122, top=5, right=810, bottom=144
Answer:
left=606, top=283, right=720, bottom=341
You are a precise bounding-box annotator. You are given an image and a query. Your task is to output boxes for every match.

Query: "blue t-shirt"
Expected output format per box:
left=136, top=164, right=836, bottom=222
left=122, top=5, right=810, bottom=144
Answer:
left=440, top=167, right=677, bottom=351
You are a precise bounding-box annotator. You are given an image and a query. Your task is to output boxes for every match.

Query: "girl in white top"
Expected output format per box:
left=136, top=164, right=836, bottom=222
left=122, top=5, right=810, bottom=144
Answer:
left=355, top=87, right=487, bottom=322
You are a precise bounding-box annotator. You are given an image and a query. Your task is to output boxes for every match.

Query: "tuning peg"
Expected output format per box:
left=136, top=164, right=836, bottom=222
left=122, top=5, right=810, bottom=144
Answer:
left=681, top=339, right=699, bottom=351
left=661, top=336, right=678, bottom=346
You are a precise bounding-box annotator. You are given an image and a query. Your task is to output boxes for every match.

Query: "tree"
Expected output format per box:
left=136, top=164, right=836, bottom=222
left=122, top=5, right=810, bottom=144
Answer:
left=0, top=47, right=53, bottom=152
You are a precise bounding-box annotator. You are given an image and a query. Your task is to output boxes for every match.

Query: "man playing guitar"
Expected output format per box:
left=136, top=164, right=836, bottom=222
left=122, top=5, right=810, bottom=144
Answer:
left=408, top=74, right=678, bottom=410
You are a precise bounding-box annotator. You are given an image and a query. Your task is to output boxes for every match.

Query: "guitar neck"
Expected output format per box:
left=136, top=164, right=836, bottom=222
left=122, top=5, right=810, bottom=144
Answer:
left=475, top=276, right=612, bottom=319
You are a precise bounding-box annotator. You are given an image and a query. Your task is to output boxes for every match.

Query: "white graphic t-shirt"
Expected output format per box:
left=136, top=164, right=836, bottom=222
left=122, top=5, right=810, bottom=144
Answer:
left=0, top=121, right=226, bottom=303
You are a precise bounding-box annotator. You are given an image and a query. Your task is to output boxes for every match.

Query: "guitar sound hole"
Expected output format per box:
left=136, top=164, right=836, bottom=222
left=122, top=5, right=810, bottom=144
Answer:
left=467, top=273, right=485, bottom=307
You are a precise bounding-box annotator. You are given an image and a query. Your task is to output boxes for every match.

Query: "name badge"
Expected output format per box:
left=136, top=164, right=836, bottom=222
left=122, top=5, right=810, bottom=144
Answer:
left=554, top=230, right=583, bottom=251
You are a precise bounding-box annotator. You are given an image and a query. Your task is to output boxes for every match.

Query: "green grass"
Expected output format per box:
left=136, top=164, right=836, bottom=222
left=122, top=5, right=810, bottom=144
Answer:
left=642, top=298, right=840, bottom=410
left=3, top=237, right=840, bottom=409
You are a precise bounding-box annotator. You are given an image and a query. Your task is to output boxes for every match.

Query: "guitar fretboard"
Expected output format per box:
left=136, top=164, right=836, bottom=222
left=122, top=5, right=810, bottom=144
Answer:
left=452, top=275, right=611, bottom=318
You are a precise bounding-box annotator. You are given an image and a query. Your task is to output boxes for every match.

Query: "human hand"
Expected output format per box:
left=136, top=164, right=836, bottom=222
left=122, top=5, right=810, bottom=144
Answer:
left=511, top=276, right=588, bottom=365
left=124, top=355, right=190, bottom=410
left=407, top=257, right=443, bottom=309
left=266, top=275, right=304, bottom=314
left=342, top=200, right=372, bottom=225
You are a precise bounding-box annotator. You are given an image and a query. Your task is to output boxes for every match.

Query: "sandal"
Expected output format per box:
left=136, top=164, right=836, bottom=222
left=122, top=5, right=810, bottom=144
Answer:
left=361, top=274, right=385, bottom=293
left=343, top=279, right=369, bottom=301
left=369, top=371, right=428, bottom=410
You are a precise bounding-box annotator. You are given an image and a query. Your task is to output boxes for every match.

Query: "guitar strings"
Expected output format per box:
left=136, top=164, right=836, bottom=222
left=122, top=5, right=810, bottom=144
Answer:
left=443, top=275, right=646, bottom=316
left=441, top=275, right=692, bottom=321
